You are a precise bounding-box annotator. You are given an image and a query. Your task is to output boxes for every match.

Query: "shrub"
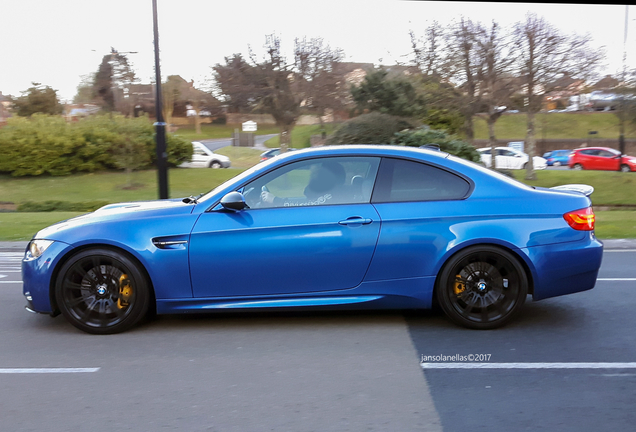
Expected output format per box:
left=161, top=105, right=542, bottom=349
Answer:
left=392, top=126, right=481, bottom=163
left=326, top=112, right=414, bottom=145
left=0, top=114, right=193, bottom=176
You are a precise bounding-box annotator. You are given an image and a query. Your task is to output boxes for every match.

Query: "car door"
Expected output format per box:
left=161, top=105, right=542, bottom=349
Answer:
left=596, top=149, right=620, bottom=170
left=189, top=156, right=382, bottom=297
left=366, top=157, right=473, bottom=280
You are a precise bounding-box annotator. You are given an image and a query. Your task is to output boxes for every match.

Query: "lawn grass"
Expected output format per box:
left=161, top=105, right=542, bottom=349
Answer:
left=0, top=168, right=241, bottom=205
left=510, top=169, right=636, bottom=206
left=171, top=124, right=280, bottom=141
left=214, top=147, right=265, bottom=169
left=0, top=212, right=84, bottom=241
left=473, top=112, right=636, bottom=140
left=265, top=124, right=337, bottom=148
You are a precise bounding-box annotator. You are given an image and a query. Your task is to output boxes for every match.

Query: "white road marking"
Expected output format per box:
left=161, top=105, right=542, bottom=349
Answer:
left=421, top=362, right=636, bottom=369
left=0, top=281, right=22, bottom=284
left=604, top=250, right=636, bottom=253
left=0, top=368, right=100, bottom=374
left=597, top=278, right=636, bottom=281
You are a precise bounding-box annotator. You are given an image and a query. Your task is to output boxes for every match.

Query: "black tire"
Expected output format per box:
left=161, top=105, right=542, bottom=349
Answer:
left=620, top=164, right=631, bottom=173
left=55, top=248, right=150, bottom=334
left=436, top=246, right=528, bottom=330
left=209, top=161, right=221, bottom=169
left=572, top=163, right=583, bottom=170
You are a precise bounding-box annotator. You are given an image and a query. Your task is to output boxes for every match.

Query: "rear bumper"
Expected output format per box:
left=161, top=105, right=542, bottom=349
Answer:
left=522, top=234, right=603, bottom=301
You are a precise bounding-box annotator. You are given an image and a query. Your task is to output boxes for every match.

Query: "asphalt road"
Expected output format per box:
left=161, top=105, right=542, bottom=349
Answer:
left=1, top=244, right=635, bottom=431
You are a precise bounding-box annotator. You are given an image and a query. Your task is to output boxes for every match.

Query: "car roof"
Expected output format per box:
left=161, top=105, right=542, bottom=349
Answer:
left=574, top=146, right=617, bottom=152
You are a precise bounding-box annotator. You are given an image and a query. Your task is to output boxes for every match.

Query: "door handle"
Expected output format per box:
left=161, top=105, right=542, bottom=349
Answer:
left=338, top=216, right=373, bottom=225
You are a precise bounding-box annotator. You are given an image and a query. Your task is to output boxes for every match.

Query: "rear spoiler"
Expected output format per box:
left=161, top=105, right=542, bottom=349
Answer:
left=549, top=184, right=594, bottom=197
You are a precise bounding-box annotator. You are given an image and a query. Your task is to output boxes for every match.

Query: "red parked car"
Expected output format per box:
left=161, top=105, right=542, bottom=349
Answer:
left=568, top=147, right=636, bottom=172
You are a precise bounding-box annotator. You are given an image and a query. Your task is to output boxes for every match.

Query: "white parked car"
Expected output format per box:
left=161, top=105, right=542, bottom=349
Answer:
left=179, top=142, right=231, bottom=169
left=477, top=147, right=547, bottom=170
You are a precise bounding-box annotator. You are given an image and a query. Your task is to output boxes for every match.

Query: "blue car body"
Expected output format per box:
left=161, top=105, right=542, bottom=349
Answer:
left=543, top=150, right=572, bottom=166
left=22, top=145, right=603, bottom=333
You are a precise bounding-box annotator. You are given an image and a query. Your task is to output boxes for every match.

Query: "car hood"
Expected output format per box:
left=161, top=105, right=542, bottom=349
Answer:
left=35, top=198, right=196, bottom=239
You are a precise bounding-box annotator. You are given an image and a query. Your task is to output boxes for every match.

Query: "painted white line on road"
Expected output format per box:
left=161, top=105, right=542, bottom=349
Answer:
left=604, top=250, right=636, bottom=253
left=421, top=362, right=636, bottom=369
left=597, top=278, right=636, bottom=281
left=0, top=368, right=100, bottom=374
left=0, top=281, right=22, bottom=284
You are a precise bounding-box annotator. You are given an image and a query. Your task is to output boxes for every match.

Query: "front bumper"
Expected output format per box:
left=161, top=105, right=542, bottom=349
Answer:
left=22, top=240, right=73, bottom=314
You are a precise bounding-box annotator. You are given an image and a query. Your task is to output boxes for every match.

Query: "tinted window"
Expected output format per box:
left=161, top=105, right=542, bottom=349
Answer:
left=372, top=158, right=471, bottom=203
left=243, top=156, right=380, bottom=208
left=580, top=149, right=599, bottom=156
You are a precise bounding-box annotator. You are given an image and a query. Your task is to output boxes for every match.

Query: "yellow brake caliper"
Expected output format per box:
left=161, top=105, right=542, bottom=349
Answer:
left=454, top=275, right=466, bottom=295
left=118, top=274, right=133, bottom=309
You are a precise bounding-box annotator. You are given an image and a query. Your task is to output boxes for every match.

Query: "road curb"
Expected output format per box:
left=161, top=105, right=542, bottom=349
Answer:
left=1, top=239, right=635, bottom=253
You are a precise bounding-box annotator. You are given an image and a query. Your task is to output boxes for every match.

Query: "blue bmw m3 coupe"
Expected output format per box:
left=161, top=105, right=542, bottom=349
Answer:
left=22, top=145, right=603, bottom=334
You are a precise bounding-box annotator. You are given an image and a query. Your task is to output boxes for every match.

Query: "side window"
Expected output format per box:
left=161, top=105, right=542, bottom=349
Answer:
left=598, top=150, right=618, bottom=158
left=242, top=156, right=380, bottom=209
left=372, top=158, right=471, bottom=203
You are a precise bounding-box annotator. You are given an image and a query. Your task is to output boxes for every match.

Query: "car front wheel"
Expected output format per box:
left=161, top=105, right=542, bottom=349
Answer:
left=55, top=248, right=150, bottom=334
left=209, top=161, right=222, bottom=169
left=621, top=164, right=631, bottom=173
left=436, top=246, right=528, bottom=330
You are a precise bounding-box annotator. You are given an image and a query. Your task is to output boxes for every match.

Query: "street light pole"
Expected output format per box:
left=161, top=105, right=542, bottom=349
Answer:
left=152, top=0, right=169, bottom=199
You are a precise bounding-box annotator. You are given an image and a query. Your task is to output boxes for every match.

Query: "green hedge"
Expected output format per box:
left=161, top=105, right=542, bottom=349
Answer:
left=326, top=112, right=414, bottom=145
left=0, top=114, right=192, bottom=177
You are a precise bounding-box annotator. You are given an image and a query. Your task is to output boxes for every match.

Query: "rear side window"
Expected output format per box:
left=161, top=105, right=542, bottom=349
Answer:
left=372, top=158, right=471, bottom=203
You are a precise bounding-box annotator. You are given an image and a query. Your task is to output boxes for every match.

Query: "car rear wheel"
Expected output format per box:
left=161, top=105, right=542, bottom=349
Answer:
left=55, top=248, right=150, bottom=334
left=553, top=161, right=561, bottom=167
left=209, top=161, right=222, bottom=169
left=621, top=164, right=631, bottom=173
left=436, top=246, right=528, bottom=330
left=572, top=163, right=583, bottom=170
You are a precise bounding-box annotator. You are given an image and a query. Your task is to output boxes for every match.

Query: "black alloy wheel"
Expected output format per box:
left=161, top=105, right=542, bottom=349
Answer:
left=55, top=248, right=150, bottom=334
left=436, top=246, right=528, bottom=330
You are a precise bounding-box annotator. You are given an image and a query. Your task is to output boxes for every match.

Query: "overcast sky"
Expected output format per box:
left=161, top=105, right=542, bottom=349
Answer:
left=1, top=1, right=633, bottom=102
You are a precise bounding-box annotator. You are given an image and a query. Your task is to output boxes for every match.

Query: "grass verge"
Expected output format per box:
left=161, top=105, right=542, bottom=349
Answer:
left=473, top=112, right=636, bottom=140
left=172, top=124, right=280, bottom=141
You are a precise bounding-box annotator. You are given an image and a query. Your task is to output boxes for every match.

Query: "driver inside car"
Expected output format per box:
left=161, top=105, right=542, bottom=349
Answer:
left=261, top=161, right=346, bottom=207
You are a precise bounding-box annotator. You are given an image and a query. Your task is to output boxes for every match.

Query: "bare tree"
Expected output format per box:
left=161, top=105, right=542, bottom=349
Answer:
left=513, top=13, right=602, bottom=180
left=294, top=37, right=346, bottom=130
left=445, top=18, right=486, bottom=144
left=474, top=21, right=518, bottom=168
left=409, top=21, right=449, bottom=77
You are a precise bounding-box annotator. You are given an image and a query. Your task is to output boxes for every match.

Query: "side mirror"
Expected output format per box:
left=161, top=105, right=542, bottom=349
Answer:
left=220, top=192, right=248, bottom=211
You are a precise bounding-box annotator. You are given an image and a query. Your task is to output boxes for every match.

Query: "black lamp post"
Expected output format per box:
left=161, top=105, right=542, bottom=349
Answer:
left=152, top=0, right=169, bottom=199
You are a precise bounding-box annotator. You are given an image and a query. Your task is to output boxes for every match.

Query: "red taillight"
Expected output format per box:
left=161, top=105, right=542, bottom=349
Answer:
left=563, top=207, right=595, bottom=231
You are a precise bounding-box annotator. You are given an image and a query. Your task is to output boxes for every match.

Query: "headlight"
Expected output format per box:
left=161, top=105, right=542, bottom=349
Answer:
left=26, top=239, right=54, bottom=260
